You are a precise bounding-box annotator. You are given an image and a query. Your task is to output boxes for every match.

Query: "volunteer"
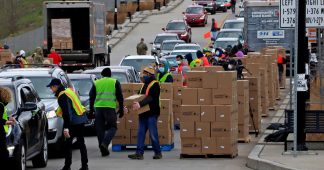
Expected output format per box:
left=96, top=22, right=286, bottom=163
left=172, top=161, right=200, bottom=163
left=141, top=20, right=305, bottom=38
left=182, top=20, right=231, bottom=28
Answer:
left=128, top=67, right=162, bottom=160
left=277, top=49, right=285, bottom=85
left=156, top=60, right=173, bottom=83
left=89, top=68, right=124, bottom=157
left=197, top=50, right=210, bottom=66
left=47, top=78, right=88, bottom=170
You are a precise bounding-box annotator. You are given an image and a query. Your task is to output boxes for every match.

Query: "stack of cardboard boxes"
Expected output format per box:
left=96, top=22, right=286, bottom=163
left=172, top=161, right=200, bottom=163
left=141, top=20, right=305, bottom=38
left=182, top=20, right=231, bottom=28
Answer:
left=180, top=70, right=238, bottom=156
left=113, top=83, right=174, bottom=149
left=245, top=77, right=262, bottom=133
left=237, top=80, right=250, bottom=141
left=172, top=74, right=184, bottom=127
left=0, top=49, right=13, bottom=66
left=51, top=19, right=73, bottom=50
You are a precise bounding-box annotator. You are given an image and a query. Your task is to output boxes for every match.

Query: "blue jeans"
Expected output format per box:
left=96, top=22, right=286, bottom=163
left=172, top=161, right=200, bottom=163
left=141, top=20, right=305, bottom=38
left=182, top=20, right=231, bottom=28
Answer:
left=136, top=115, right=161, bottom=155
left=211, top=31, right=218, bottom=41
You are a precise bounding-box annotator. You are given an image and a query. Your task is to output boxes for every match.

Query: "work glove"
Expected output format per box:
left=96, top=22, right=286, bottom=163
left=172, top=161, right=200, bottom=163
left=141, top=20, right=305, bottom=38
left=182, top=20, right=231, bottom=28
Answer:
left=117, top=108, right=124, bottom=118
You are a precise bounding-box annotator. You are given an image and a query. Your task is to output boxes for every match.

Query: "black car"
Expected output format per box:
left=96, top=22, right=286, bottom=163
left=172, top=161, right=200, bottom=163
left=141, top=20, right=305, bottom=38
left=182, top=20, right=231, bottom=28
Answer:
left=0, top=64, right=74, bottom=154
left=215, top=0, right=228, bottom=12
left=1, top=77, right=48, bottom=170
left=67, top=74, right=96, bottom=129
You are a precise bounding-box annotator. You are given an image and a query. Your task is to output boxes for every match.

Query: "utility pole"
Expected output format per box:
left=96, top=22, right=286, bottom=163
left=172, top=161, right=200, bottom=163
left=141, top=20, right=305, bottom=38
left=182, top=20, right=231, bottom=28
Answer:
left=114, top=0, right=118, bottom=30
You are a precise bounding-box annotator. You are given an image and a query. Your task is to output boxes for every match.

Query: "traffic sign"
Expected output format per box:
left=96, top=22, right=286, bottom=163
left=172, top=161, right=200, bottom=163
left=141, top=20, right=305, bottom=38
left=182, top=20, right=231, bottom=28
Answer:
left=297, top=74, right=308, bottom=91
left=280, top=0, right=324, bottom=28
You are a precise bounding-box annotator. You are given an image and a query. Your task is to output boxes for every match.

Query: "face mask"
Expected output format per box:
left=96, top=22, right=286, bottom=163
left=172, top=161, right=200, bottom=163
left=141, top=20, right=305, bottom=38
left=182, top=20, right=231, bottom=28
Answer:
left=215, top=51, right=220, bottom=56
left=228, top=64, right=233, bottom=70
left=176, top=60, right=181, bottom=65
left=158, top=67, right=165, bottom=73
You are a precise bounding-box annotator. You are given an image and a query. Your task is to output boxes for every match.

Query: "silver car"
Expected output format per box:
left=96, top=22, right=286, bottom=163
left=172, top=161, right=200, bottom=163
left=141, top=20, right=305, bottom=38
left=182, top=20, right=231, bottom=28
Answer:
left=150, top=33, right=179, bottom=55
left=159, top=40, right=185, bottom=57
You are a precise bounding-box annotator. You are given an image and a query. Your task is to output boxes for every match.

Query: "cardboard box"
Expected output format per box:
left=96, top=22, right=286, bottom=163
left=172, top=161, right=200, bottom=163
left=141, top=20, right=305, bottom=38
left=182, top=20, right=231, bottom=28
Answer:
left=51, top=19, right=72, bottom=38
left=237, top=80, right=249, bottom=96
left=60, top=42, right=67, bottom=49
left=173, top=86, right=183, bottom=101
left=198, top=89, right=212, bottom=105
left=124, top=95, right=150, bottom=114
left=238, top=125, right=249, bottom=139
left=67, top=42, right=73, bottom=49
left=117, top=117, right=126, bottom=129
left=181, top=137, right=201, bottom=154
left=132, top=83, right=143, bottom=94
left=131, top=129, right=150, bottom=145
left=121, top=83, right=134, bottom=98
left=173, top=100, right=181, bottom=113
left=211, top=122, right=233, bottom=137
left=180, top=105, right=200, bottom=122
left=215, top=105, right=233, bottom=123
left=204, top=66, right=224, bottom=72
left=157, top=114, right=170, bottom=129
left=201, top=137, right=217, bottom=154
left=191, top=67, right=205, bottom=71
left=180, top=121, right=195, bottom=138
left=160, top=99, right=172, bottom=115
left=174, top=111, right=181, bottom=125
left=172, top=74, right=183, bottom=86
left=245, top=77, right=259, bottom=91
left=160, top=83, right=173, bottom=99
left=195, top=122, right=211, bottom=138
left=216, top=137, right=237, bottom=155
left=125, top=114, right=138, bottom=129
left=112, top=129, right=130, bottom=145
left=186, top=71, right=206, bottom=88
left=212, top=89, right=235, bottom=105
left=200, top=105, right=216, bottom=122
left=181, top=88, right=198, bottom=105
left=159, top=128, right=173, bottom=144
left=202, top=73, right=218, bottom=89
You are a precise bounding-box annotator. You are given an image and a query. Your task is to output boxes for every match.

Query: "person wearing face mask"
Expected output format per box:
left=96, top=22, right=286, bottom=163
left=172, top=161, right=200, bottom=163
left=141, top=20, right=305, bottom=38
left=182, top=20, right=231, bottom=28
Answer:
left=156, top=60, right=173, bottom=83
left=176, top=55, right=189, bottom=86
left=128, top=67, right=162, bottom=160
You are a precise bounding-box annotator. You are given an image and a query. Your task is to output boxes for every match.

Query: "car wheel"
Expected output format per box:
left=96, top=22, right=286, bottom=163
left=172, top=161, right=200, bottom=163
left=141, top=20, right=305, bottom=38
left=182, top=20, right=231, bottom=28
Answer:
left=12, top=140, right=26, bottom=170
left=32, top=135, right=48, bottom=168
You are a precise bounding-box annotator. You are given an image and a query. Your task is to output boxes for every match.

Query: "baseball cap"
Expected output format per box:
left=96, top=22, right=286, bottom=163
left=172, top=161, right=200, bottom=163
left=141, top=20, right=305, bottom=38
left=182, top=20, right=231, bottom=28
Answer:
left=46, top=78, right=62, bottom=87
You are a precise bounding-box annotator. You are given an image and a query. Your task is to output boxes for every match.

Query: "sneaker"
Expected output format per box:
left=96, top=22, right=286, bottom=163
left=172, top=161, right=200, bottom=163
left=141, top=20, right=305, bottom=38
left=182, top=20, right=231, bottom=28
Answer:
left=128, top=153, right=144, bottom=160
left=99, top=144, right=110, bottom=157
left=153, top=153, right=162, bottom=159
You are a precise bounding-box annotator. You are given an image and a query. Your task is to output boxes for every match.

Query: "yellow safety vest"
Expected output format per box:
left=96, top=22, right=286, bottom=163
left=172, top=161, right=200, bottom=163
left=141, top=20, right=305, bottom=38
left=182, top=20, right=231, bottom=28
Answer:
left=157, top=73, right=171, bottom=83
left=94, top=77, right=117, bottom=109
left=56, top=88, right=86, bottom=117
left=0, top=102, right=9, bottom=134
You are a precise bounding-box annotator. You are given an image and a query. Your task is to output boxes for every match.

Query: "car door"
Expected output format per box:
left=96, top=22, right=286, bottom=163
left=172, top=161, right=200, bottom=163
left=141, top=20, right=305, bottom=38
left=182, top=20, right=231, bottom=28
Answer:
left=18, top=85, right=41, bottom=155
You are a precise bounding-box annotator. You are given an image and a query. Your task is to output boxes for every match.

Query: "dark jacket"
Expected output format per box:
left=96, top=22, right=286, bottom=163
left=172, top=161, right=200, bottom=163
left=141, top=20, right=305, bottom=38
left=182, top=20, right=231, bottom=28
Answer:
left=56, top=85, right=87, bottom=128
left=0, top=103, right=7, bottom=137
left=89, top=78, right=124, bottom=113
left=139, top=79, right=160, bottom=118
left=157, top=72, right=173, bottom=83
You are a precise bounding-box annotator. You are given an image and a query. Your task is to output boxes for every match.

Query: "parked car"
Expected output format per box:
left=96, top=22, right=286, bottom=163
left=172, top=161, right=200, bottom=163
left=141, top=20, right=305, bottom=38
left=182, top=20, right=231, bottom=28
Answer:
left=0, top=65, right=73, bottom=154
left=151, top=33, right=179, bottom=55
left=163, top=20, right=192, bottom=43
left=119, top=55, right=160, bottom=74
left=162, top=55, right=179, bottom=72
left=216, top=29, right=244, bottom=44
left=222, top=19, right=244, bottom=29
left=195, top=0, right=217, bottom=14
left=1, top=77, right=48, bottom=170
left=183, top=5, right=208, bottom=27
left=213, top=37, right=241, bottom=50
left=83, top=66, right=141, bottom=83
left=67, top=74, right=96, bottom=130
left=159, top=40, right=186, bottom=57
left=173, top=43, right=202, bottom=51
left=224, top=0, right=232, bottom=8
left=215, top=0, right=228, bottom=12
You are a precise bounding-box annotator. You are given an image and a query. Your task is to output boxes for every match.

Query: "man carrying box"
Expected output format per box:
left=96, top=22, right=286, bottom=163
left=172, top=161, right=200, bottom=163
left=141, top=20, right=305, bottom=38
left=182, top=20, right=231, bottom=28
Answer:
left=128, top=67, right=162, bottom=160
left=89, top=68, right=124, bottom=157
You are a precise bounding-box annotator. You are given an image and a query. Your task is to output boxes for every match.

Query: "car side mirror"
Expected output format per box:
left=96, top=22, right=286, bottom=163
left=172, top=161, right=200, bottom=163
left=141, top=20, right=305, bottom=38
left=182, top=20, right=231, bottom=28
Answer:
left=22, top=102, right=37, bottom=112
left=162, top=28, right=165, bottom=31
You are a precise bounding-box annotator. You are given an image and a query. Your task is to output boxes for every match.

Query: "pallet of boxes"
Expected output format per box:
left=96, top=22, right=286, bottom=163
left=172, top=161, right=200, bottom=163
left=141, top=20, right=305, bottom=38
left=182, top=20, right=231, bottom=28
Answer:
left=51, top=19, right=73, bottom=50
left=180, top=67, right=238, bottom=158
left=0, top=49, right=13, bottom=66
left=112, top=83, right=175, bottom=151
left=171, top=73, right=184, bottom=129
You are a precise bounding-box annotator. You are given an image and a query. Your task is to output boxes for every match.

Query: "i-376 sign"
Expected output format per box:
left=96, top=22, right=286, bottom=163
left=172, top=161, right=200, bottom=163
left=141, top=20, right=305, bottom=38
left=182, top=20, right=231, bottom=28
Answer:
left=280, top=0, right=324, bottom=28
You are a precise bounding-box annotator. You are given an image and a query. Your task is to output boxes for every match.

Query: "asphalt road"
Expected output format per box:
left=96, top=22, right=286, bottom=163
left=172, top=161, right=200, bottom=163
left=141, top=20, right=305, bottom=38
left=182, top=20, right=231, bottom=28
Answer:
left=26, top=1, right=259, bottom=170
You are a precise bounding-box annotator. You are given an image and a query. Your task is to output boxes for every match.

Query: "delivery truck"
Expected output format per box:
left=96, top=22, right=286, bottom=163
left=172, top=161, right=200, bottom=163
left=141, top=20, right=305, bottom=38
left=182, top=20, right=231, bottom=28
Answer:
left=43, top=1, right=109, bottom=72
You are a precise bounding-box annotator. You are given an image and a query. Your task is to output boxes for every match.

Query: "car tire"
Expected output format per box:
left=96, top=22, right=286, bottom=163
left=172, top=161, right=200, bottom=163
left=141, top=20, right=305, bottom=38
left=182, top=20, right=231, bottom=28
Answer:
left=32, top=134, right=48, bottom=168
left=12, top=140, right=26, bottom=170
left=211, top=9, right=216, bottom=15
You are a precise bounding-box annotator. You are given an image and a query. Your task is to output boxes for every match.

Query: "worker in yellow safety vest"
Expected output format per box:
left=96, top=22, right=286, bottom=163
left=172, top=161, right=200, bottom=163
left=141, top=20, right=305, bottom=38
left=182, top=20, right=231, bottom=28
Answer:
left=47, top=78, right=88, bottom=170
left=89, top=68, right=125, bottom=157
left=0, top=87, right=16, bottom=163
left=156, top=60, right=173, bottom=83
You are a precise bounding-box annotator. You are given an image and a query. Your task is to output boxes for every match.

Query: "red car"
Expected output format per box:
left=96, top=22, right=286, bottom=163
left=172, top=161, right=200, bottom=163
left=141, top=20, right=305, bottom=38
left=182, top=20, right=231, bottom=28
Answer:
left=163, top=20, right=192, bottom=43
left=183, top=5, right=208, bottom=27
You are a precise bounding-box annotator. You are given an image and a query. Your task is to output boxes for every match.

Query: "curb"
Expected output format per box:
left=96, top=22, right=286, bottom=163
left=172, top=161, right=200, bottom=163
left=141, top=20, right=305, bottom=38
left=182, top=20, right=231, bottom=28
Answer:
left=108, top=0, right=184, bottom=48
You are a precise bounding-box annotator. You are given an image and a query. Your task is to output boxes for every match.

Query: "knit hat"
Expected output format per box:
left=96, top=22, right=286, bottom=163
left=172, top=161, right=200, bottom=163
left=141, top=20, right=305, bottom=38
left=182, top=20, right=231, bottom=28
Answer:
left=101, top=68, right=112, bottom=77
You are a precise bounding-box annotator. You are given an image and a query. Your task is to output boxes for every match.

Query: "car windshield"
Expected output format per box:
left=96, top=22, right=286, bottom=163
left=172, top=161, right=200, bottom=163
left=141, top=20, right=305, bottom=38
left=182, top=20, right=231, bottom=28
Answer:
left=214, top=40, right=238, bottom=49
left=165, top=57, right=178, bottom=67
left=154, top=36, right=178, bottom=44
left=162, top=42, right=184, bottom=51
left=166, top=22, right=186, bottom=30
left=111, top=72, right=128, bottom=83
left=217, top=31, right=243, bottom=39
left=170, top=51, right=198, bottom=59
left=121, top=59, right=156, bottom=72
left=186, top=7, right=203, bottom=14
left=2, top=86, right=16, bottom=116
left=71, top=79, right=93, bottom=96
left=27, top=77, right=55, bottom=99
left=174, top=45, right=201, bottom=51
left=223, top=22, right=244, bottom=29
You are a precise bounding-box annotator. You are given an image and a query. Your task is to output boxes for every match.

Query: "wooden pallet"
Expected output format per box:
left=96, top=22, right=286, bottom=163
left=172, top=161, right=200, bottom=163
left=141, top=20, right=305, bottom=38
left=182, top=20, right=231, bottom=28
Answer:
left=262, top=114, right=269, bottom=117
left=268, top=107, right=276, bottom=111
left=249, top=129, right=261, bottom=134
left=180, top=153, right=238, bottom=159
left=238, top=135, right=251, bottom=143
left=112, top=143, right=174, bottom=152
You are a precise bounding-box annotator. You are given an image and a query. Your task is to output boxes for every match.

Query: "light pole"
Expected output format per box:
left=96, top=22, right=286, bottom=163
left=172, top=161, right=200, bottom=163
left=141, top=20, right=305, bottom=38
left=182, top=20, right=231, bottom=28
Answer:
left=114, top=0, right=118, bottom=30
